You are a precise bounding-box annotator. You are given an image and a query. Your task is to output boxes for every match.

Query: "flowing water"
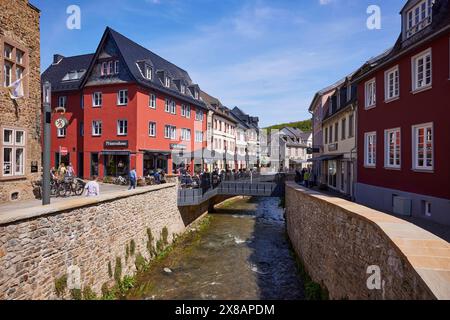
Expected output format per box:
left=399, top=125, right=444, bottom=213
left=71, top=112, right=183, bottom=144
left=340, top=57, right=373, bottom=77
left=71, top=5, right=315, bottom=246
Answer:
left=128, top=197, right=305, bottom=300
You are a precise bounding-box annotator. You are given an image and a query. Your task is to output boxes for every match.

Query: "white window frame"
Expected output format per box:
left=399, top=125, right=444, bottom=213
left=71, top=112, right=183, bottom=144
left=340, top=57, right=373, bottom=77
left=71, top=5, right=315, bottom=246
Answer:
left=181, top=85, right=186, bottom=94
left=114, top=60, right=120, bottom=74
left=365, top=78, right=376, bottom=109
left=195, top=110, right=203, bottom=121
left=384, top=66, right=400, bottom=101
left=181, top=128, right=191, bottom=141
left=164, top=125, right=177, bottom=140
left=117, top=120, right=128, bottom=136
left=57, top=127, right=66, bottom=138
left=412, top=48, right=432, bottom=92
left=145, top=66, right=152, bottom=80
left=384, top=128, right=401, bottom=169
left=364, top=132, right=377, bottom=167
left=1, top=128, right=26, bottom=177
left=165, top=77, right=171, bottom=88
left=92, top=121, right=102, bottom=136
left=406, top=0, right=434, bottom=38
left=149, top=93, right=156, bottom=109
left=58, top=96, right=67, bottom=108
left=149, top=122, right=156, bottom=137
left=412, top=122, right=434, bottom=171
left=165, top=98, right=170, bottom=113
left=170, top=100, right=176, bottom=114
left=92, top=92, right=102, bottom=107
left=195, top=131, right=203, bottom=143
left=117, top=89, right=128, bottom=106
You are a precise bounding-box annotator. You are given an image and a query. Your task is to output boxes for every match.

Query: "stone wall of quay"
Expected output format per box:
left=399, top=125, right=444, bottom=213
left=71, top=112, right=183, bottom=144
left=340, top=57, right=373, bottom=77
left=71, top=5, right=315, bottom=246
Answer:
left=0, top=184, right=209, bottom=300
left=285, top=182, right=450, bottom=300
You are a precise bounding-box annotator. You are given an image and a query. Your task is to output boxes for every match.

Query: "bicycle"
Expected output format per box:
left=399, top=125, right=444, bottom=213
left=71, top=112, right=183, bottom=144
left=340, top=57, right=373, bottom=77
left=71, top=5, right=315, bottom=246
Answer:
left=113, top=176, right=129, bottom=186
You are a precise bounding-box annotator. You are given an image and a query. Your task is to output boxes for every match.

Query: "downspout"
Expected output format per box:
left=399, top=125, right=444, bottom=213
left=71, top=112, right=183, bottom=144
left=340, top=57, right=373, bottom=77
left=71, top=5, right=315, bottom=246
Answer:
left=349, top=101, right=358, bottom=202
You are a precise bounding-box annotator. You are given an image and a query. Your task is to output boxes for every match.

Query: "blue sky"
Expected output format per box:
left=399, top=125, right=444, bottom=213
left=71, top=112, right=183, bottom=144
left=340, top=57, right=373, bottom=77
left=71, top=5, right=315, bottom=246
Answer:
left=33, top=0, right=406, bottom=127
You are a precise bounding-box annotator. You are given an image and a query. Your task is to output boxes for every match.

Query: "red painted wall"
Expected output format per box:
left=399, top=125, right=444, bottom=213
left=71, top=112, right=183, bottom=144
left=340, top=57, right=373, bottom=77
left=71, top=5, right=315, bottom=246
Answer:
left=48, top=83, right=207, bottom=179
left=50, top=92, right=83, bottom=173
left=357, top=35, right=450, bottom=199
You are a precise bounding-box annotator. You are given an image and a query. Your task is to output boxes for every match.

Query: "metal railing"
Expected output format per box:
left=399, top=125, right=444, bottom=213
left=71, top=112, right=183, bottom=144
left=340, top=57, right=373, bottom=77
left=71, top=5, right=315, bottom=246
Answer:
left=177, top=173, right=286, bottom=206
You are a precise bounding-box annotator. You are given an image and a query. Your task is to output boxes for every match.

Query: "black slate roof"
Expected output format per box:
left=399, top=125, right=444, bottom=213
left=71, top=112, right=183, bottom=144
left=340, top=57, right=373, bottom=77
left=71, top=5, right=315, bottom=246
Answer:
left=41, top=53, right=94, bottom=92
left=42, top=27, right=207, bottom=109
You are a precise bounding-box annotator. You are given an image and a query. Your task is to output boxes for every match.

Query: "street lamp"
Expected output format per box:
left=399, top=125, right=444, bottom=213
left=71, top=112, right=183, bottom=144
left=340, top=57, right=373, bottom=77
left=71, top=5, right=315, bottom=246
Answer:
left=42, top=81, right=52, bottom=205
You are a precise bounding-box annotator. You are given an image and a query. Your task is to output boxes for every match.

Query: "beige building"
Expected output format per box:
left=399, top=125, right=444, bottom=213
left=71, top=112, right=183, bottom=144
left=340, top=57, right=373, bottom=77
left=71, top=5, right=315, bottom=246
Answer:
left=0, top=0, right=41, bottom=203
left=321, top=75, right=357, bottom=198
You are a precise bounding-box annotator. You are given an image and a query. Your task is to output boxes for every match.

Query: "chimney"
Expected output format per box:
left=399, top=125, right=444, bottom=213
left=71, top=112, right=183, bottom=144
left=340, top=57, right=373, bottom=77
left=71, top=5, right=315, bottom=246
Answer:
left=53, top=54, right=64, bottom=65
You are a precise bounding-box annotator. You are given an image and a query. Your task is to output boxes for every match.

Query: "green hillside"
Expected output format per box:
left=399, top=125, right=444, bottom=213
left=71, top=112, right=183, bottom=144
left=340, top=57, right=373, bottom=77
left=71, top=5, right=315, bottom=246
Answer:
left=265, top=119, right=312, bottom=133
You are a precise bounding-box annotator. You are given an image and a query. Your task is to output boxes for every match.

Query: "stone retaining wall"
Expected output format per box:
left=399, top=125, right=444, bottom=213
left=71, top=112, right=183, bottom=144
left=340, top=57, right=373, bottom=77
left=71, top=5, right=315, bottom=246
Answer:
left=285, top=182, right=450, bottom=300
left=0, top=184, right=208, bottom=300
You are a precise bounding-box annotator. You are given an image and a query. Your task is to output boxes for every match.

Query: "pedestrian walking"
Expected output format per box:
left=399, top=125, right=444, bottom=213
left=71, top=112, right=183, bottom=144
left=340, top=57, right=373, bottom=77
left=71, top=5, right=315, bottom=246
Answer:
left=129, top=168, right=137, bottom=190
left=304, top=170, right=310, bottom=188
left=85, top=176, right=100, bottom=197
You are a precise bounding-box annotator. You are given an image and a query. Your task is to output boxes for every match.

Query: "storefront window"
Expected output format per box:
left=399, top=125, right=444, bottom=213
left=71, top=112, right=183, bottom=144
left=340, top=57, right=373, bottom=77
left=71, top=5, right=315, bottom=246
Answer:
left=91, top=153, right=99, bottom=177
left=104, top=154, right=129, bottom=177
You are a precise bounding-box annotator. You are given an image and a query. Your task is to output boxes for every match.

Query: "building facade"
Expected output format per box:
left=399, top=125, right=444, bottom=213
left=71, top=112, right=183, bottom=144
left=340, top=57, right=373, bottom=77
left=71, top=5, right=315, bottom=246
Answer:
left=320, top=76, right=357, bottom=198
left=42, top=27, right=208, bottom=179
left=231, top=107, right=260, bottom=169
left=201, top=91, right=238, bottom=171
left=308, top=80, right=343, bottom=184
left=275, top=127, right=312, bottom=172
left=0, top=0, right=41, bottom=203
left=354, top=0, right=450, bottom=225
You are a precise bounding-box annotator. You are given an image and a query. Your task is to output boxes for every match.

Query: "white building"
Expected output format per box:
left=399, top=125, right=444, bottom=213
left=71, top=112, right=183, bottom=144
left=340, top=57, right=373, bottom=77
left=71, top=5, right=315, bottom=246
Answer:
left=272, top=127, right=312, bottom=172
left=201, top=91, right=238, bottom=170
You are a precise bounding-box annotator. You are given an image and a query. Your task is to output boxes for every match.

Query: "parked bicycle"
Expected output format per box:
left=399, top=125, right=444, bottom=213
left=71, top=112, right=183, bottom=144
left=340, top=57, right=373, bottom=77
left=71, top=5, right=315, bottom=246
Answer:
left=113, top=175, right=129, bottom=186
left=58, top=177, right=85, bottom=197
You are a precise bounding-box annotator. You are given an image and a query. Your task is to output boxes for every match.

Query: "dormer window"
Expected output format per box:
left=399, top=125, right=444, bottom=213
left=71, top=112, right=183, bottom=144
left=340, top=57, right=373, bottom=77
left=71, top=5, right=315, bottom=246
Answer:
left=101, top=60, right=119, bottom=76
left=165, top=76, right=171, bottom=88
left=181, top=84, right=186, bottom=94
left=62, top=69, right=86, bottom=81
left=194, top=90, right=199, bottom=99
left=406, top=0, right=434, bottom=38
left=145, top=66, right=152, bottom=80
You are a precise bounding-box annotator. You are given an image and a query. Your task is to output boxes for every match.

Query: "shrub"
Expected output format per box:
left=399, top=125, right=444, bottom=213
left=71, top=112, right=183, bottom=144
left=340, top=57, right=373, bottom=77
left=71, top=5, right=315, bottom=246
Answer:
left=82, top=286, right=97, bottom=300
left=70, top=288, right=82, bottom=300
left=54, top=275, right=67, bottom=298
left=161, top=227, right=169, bottom=246
left=130, top=239, right=136, bottom=256
left=135, top=253, right=147, bottom=272
left=114, top=257, right=122, bottom=284
left=108, top=261, right=113, bottom=278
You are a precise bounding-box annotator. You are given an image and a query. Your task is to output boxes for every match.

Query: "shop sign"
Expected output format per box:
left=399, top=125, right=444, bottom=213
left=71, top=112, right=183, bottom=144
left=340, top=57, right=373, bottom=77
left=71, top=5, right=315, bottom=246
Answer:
left=170, top=144, right=187, bottom=150
left=104, top=140, right=129, bottom=148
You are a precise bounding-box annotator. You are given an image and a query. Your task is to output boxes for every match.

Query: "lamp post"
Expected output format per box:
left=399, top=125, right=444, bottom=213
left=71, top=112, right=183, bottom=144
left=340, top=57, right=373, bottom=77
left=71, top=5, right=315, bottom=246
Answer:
left=42, top=81, right=52, bottom=205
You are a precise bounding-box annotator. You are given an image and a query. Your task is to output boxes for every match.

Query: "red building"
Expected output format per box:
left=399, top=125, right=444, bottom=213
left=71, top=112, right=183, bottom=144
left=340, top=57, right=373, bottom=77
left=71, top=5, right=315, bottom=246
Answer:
left=354, top=0, right=450, bottom=225
left=42, top=27, right=208, bottom=179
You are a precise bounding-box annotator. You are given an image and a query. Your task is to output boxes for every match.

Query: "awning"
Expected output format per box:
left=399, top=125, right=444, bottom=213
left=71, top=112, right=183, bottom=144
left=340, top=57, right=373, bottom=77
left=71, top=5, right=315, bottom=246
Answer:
left=309, top=154, right=343, bottom=162
left=141, top=150, right=171, bottom=156
left=101, top=151, right=130, bottom=156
